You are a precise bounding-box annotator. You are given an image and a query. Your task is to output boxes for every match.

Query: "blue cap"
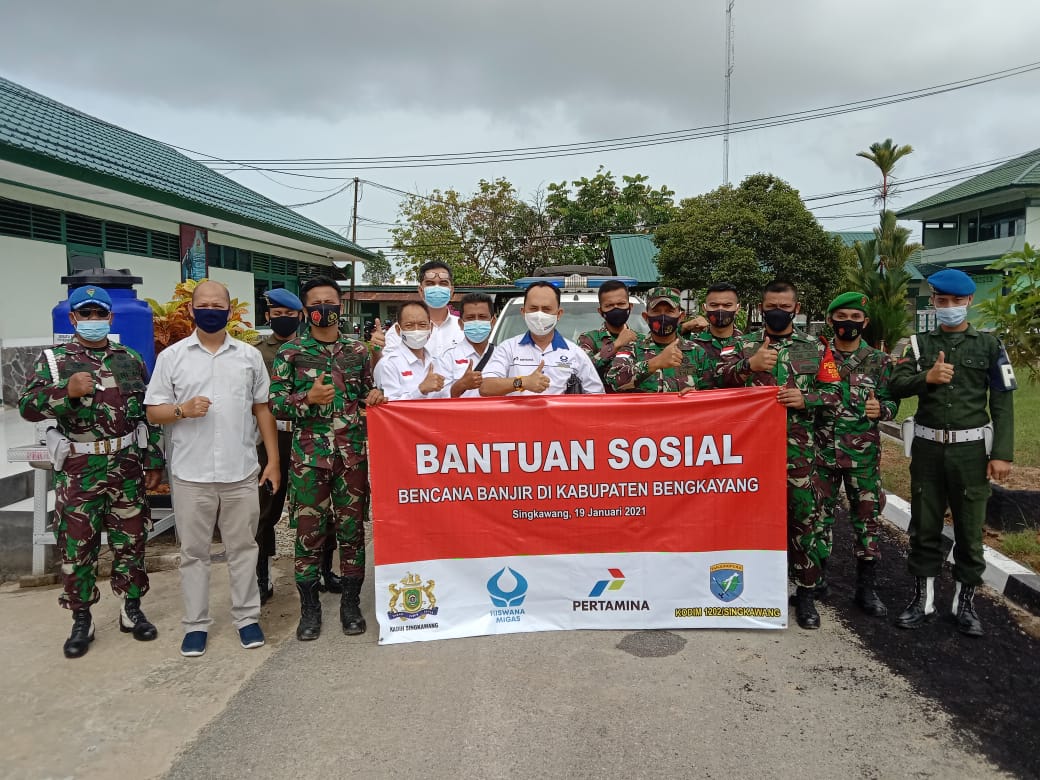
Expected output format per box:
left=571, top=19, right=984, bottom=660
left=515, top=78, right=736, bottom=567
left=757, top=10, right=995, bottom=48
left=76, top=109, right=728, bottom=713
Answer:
left=68, top=285, right=112, bottom=311
left=265, top=287, right=303, bottom=311
left=927, top=269, right=976, bottom=296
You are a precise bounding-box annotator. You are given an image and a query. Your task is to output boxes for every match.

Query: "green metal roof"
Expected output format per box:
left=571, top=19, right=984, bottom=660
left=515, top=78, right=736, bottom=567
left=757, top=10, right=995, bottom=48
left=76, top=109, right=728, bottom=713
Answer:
left=0, top=77, right=373, bottom=259
left=897, top=147, right=1040, bottom=218
left=606, top=233, right=660, bottom=284
left=829, top=230, right=875, bottom=247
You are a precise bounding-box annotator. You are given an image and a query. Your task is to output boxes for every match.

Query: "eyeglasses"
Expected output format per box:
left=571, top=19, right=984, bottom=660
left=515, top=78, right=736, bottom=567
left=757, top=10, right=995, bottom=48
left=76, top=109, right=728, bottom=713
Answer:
left=73, top=308, right=109, bottom=320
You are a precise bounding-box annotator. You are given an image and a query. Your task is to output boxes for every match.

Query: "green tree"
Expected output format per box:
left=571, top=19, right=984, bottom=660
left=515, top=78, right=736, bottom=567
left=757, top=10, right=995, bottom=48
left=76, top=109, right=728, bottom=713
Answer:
left=362, top=250, right=394, bottom=285
left=977, top=242, right=1040, bottom=382
left=545, top=168, right=676, bottom=267
left=856, top=138, right=914, bottom=211
left=847, top=210, right=918, bottom=350
left=654, top=174, right=845, bottom=318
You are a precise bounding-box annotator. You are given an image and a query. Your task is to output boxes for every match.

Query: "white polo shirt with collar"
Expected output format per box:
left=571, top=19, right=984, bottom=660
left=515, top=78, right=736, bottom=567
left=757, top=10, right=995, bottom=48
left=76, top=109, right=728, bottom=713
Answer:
left=144, top=330, right=269, bottom=483
left=483, top=330, right=604, bottom=395
left=435, top=339, right=494, bottom=399
left=373, top=345, right=439, bottom=401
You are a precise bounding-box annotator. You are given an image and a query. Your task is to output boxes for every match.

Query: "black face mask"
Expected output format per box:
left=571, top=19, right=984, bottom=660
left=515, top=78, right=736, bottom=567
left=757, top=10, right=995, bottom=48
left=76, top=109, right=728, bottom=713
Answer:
left=762, top=308, right=795, bottom=332
left=306, top=304, right=340, bottom=329
left=832, top=321, right=864, bottom=342
left=647, top=313, right=680, bottom=337
left=706, top=309, right=736, bottom=328
left=270, top=315, right=300, bottom=338
left=602, top=307, right=631, bottom=329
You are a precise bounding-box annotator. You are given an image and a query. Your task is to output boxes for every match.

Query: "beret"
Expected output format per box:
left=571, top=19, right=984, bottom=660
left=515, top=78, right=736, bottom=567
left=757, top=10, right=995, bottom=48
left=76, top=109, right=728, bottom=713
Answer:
left=827, top=291, right=869, bottom=314
left=265, top=287, right=303, bottom=310
left=927, top=268, right=976, bottom=296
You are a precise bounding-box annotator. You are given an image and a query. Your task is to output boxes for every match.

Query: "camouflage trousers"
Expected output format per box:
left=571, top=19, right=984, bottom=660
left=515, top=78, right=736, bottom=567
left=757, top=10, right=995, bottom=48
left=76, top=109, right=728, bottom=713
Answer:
left=787, top=453, right=824, bottom=589
left=289, top=457, right=368, bottom=583
left=814, top=460, right=884, bottom=562
left=54, top=451, right=151, bottom=611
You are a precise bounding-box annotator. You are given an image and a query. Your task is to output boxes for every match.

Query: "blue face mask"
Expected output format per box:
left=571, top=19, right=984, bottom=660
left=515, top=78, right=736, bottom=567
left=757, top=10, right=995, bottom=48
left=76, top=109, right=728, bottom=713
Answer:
left=193, top=307, right=230, bottom=334
left=463, top=320, right=492, bottom=344
left=423, top=286, right=452, bottom=309
left=75, top=320, right=110, bottom=342
left=935, top=305, right=968, bottom=327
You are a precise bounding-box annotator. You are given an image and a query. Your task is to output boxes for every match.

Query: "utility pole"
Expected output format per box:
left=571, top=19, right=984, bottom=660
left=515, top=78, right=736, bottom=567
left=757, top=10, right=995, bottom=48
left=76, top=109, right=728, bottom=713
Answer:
left=349, top=176, right=359, bottom=326
left=723, top=0, right=735, bottom=186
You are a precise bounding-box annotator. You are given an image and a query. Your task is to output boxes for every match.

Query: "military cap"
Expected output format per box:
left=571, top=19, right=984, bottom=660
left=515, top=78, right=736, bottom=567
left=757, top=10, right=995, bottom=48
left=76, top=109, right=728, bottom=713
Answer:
left=646, top=286, right=682, bottom=308
left=827, top=291, right=869, bottom=314
left=927, top=268, right=976, bottom=296
left=265, top=287, right=303, bottom=310
left=68, top=285, right=112, bottom=311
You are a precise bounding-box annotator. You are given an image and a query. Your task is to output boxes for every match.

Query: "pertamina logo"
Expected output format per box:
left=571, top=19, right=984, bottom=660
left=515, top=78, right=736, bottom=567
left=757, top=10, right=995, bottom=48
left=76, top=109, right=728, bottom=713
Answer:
left=487, top=567, right=528, bottom=624
left=573, top=568, right=649, bottom=612
left=709, top=562, right=744, bottom=602
left=387, top=572, right=440, bottom=634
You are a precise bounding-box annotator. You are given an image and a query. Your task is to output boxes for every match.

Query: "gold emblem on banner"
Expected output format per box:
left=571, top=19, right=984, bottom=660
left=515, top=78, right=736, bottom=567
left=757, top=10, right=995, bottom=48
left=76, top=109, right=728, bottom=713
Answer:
left=388, top=572, right=438, bottom=620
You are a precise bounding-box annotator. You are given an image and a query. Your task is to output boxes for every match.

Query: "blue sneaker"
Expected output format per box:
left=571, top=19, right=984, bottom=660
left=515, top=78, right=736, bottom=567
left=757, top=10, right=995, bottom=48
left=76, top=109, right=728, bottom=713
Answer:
left=180, top=631, right=207, bottom=657
left=239, top=622, right=265, bottom=649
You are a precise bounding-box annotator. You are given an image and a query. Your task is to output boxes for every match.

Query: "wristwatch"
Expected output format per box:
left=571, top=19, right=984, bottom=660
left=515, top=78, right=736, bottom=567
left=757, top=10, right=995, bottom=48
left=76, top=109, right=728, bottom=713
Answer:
left=512, top=377, right=524, bottom=391
left=174, top=405, right=183, bottom=419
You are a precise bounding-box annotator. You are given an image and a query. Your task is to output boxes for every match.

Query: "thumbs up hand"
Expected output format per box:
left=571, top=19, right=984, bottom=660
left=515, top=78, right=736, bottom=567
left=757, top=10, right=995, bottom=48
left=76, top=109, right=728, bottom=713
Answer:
left=419, top=362, right=445, bottom=395
left=369, top=317, right=386, bottom=351
left=648, top=341, right=684, bottom=373
left=454, top=359, right=482, bottom=393
left=864, top=388, right=881, bottom=419
left=523, top=360, right=551, bottom=393
left=749, top=339, right=779, bottom=372
left=925, top=350, right=954, bottom=385
left=306, top=371, right=336, bottom=406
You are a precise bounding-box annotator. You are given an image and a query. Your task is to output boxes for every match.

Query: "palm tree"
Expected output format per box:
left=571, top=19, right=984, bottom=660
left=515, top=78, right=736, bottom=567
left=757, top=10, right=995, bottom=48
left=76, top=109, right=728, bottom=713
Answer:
left=856, top=139, right=914, bottom=211
left=848, top=210, right=919, bottom=350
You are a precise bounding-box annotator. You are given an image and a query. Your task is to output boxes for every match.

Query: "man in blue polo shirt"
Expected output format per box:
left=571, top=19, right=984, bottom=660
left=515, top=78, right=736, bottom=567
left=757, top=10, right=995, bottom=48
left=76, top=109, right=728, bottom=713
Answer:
left=481, top=281, right=604, bottom=396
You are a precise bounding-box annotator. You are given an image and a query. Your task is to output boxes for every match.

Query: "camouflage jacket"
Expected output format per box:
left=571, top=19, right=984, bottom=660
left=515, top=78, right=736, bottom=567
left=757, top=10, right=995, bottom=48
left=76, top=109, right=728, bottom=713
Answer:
left=577, top=326, right=627, bottom=388
left=813, top=340, right=898, bottom=469
left=716, top=329, right=841, bottom=448
left=687, top=328, right=743, bottom=388
left=269, top=331, right=373, bottom=469
left=18, top=340, right=164, bottom=468
left=605, top=334, right=715, bottom=393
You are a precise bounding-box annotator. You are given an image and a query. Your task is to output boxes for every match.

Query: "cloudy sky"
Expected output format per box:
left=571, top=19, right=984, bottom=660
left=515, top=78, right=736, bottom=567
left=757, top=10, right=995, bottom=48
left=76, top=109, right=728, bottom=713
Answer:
left=4, top=0, right=1040, bottom=265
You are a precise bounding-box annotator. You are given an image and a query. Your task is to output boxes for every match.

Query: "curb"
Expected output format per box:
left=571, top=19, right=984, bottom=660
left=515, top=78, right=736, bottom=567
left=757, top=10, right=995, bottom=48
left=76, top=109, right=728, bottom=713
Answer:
left=882, top=494, right=1040, bottom=615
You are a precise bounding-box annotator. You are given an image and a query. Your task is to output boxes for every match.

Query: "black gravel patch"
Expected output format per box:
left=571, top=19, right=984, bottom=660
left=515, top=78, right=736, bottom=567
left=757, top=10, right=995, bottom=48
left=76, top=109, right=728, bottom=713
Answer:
left=823, top=512, right=1040, bottom=779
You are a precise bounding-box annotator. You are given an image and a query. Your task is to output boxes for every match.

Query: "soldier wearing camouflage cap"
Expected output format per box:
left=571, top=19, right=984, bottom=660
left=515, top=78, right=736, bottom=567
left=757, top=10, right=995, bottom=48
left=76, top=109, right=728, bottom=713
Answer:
left=605, top=286, right=715, bottom=393
left=812, top=291, right=898, bottom=618
left=19, top=285, right=165, bottom=658
left=890, top=268, right=1015, bottom=637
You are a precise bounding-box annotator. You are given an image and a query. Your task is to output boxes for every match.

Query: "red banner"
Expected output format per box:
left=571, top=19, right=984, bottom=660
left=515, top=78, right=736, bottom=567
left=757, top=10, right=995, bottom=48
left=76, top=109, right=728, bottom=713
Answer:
left=368, top=388, right=787, bottom=566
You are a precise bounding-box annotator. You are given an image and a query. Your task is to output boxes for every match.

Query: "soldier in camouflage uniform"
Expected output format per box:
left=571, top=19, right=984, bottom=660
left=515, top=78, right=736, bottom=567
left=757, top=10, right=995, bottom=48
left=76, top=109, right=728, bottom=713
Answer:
left=717, top=280, right=841, bottom=630
left=269, top=276, right=386, bottom=641
left=605, top=287, right=715, bottom=393
left=812, top=291, right=898, bottom=618
left=578, top=280, right=639, bottom=391
left=689, top=281, right=743, bottom=381
left=19, top=285, right=164, bottom=658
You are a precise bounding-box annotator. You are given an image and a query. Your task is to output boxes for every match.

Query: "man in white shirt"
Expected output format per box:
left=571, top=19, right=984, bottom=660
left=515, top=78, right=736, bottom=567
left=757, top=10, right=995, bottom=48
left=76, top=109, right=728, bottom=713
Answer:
left=371, top=261, right=461, bottom=362
left=436, top=292, right=497, bottom=398
left=374, top=301, right=446, bottom=400
left=481, top=281, right=604, bottom=396
left=145, top=280, right=281, bottom=658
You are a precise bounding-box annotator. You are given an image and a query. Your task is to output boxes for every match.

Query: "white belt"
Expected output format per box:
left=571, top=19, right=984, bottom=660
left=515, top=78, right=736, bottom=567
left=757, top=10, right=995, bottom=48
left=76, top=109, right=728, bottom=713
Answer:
left=276, top=420, right=294, bottom=432
left=69, top=432, right=135, bottom=455
left=913, top=423, right=986, bottom=444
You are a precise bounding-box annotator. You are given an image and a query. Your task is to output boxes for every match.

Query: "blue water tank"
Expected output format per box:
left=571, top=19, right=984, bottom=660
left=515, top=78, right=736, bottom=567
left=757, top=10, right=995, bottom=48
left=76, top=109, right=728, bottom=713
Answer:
left=53, top=268, right=156, bottom=372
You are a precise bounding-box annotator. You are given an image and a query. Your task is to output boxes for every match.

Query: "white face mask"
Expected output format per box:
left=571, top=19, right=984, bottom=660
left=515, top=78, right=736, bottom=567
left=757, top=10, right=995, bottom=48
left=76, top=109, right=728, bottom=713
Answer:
left=401, top=329, right=431, bottom=349
left=524, top=311, right=558, bottom=336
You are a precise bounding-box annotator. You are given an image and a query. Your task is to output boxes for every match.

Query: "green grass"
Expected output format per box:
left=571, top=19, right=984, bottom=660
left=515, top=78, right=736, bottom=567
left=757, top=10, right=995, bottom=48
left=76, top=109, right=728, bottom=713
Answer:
left=892, top=369, right=1039, bottom=468
left=995, top=530, right=1040, bottom=572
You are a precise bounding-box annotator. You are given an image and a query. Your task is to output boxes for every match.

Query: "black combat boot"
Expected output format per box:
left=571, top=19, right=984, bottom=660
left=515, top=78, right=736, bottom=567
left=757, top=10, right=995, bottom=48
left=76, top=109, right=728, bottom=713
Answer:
left=895, top=576, right=936, bottom=629
left=814, top=557, right=830, bottom=599
left=119, top=597, right=158, bottom=641
left=853, top=559, right=887, bottom=617
left=794, top=586, right=820, bottom=629
left=296, top=580, right=322, bottom=641
left=319, top=543, right=343, bottom=594
left=63, top=608, right=95, bottom=658
left=256, top=556, right=273, bottom=605
left=340, top=577, right=367, bottom=635
left=953, top=583, right=984, bottom=637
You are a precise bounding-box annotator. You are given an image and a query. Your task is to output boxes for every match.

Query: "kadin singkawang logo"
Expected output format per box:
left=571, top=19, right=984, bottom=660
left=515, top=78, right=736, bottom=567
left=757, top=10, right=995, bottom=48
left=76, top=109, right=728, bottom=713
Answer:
left=709, top=562, right=744, bottom=602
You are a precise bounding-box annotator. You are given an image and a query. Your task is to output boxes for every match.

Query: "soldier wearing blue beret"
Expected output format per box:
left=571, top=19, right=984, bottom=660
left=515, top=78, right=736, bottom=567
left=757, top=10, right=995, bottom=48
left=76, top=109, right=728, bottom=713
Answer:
left=890, top=268, right=1015, bottom=637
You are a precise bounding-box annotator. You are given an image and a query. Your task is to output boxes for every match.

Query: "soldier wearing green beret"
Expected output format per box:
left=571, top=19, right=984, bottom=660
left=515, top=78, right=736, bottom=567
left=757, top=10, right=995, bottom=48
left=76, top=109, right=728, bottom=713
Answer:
left=812, top=291, right=898, bottom=618
left=890, top=269, right=1015, bottom=637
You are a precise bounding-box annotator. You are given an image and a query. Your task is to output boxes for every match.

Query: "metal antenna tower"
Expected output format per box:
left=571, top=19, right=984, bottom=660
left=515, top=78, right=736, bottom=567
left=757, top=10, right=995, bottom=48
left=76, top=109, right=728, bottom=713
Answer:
left=723, top=0, right=735, bottom=185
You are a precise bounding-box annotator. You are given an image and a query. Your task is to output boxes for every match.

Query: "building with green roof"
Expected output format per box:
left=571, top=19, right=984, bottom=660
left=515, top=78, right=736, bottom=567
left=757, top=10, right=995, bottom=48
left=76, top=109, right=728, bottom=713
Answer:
left=605, top=233, right=660, bottom=287
left=0, top=76, right=373, bottom=355
left=896, top=147, right=1040, bottom=323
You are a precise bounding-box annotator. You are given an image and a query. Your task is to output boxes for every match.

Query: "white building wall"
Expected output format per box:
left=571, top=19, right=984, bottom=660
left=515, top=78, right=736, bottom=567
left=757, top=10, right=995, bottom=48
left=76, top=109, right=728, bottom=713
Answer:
left=0, top=236, right=67, bottom=342
left=210, top=268, right=257, bottom=325
left=104, top=253, right=181, bottom=309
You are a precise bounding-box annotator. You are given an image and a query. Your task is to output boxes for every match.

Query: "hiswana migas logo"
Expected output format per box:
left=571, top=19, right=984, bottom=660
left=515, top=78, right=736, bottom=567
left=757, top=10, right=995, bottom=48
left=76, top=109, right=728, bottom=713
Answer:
left=488, top=567, right=527, bottom=625
left=589, top=568, right=625, bottom=597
